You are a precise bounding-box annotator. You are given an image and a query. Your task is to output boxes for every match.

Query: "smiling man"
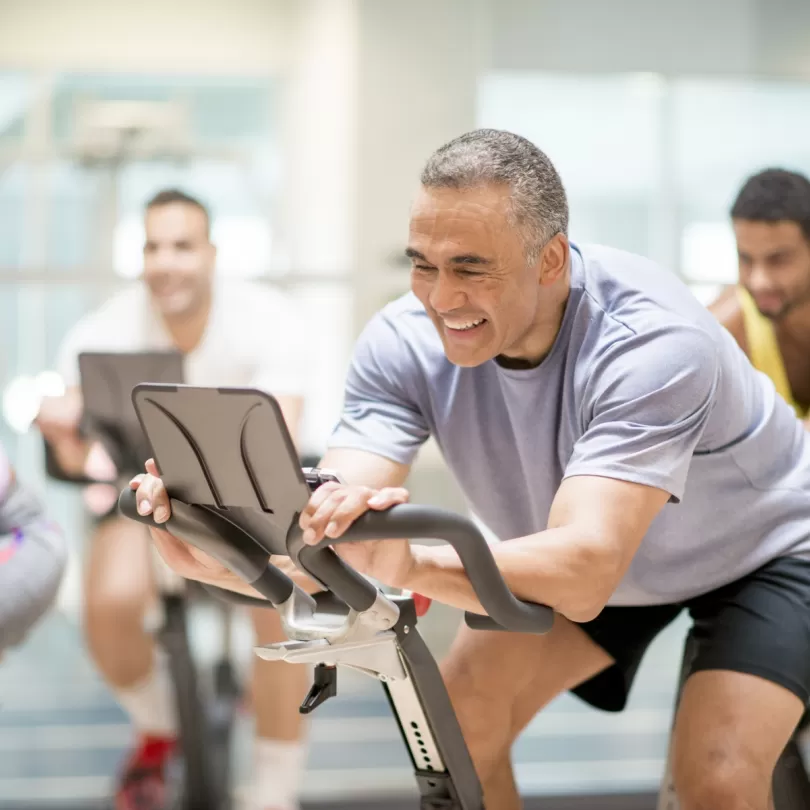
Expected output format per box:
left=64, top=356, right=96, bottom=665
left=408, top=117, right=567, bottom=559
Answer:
left=710, top=168, right=810, bottom=426
left=133, top=132, right=810, bottom=810
left=36, top=190, right=311, bottom=810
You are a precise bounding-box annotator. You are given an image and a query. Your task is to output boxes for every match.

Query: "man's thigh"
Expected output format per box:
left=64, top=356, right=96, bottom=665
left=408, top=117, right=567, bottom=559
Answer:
left=440, top=615, right=614, bottom=753
left=85, top=514, right=155, bottom=607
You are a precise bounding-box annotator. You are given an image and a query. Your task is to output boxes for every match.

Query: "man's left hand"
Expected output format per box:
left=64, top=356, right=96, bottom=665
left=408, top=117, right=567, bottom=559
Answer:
left=299, top=482, right=416, bottom=588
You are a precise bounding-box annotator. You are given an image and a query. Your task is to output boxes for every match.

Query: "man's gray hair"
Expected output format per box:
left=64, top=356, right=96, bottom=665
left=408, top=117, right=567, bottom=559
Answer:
left=420, top=129, right=569, bottom=262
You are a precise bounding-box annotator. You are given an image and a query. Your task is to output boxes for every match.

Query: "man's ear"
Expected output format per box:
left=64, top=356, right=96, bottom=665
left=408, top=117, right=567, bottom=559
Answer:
left=539, top=234, right=569, bottom=286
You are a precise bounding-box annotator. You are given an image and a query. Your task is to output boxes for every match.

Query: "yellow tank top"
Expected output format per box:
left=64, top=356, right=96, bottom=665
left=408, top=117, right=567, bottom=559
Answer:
left=737, top=286, right=808, bottom=418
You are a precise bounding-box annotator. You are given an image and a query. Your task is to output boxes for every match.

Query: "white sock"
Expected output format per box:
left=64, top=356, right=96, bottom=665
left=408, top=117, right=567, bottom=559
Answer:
left=115, top=650, right=178, bottom=738
left=248, top=738, right=307, bottom=810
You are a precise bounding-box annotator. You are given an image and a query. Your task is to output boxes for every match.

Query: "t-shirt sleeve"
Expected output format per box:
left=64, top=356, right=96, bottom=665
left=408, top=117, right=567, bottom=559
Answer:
left=54, top=288, right=140, bottom=388
left=55, top=320, right=93, bottom=389
left=327, top=312, right=431, bottom=466
left=563, top=324, right=719, bottom=503
left=247, top=290, right=307, bottom=398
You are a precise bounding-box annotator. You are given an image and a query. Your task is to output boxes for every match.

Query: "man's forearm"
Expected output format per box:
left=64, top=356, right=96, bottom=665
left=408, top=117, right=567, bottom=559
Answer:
left=46, top=434, right=91, bottom=477
left=269, top=555, right=324, bottom=595
left=403, top=526, right=616, bottom=623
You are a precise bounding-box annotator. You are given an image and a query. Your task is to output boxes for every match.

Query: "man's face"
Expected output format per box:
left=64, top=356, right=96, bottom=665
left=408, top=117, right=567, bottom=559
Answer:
left=142, top=203, right=215, bottom=318
left=734, top=219, right=810, bottom=320
left=408, top=184, right=565, bottom=367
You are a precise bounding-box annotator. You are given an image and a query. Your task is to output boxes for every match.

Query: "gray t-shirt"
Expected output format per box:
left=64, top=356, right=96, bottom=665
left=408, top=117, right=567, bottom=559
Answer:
left=328, top=243, right=810, bottom=606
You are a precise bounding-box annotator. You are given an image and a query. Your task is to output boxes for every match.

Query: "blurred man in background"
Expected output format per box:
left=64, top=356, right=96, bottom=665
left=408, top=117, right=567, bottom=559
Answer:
left=35, top=189, right=309, bottom=810
left=710, top=168, right=810, bottom=427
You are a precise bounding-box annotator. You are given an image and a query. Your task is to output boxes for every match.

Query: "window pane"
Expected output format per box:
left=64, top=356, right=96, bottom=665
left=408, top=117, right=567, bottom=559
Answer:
left=0, top=164, right=26, bottom=269
left=479, top=72, right=663, bottom=256
left=285, top=282, right=353, bottom=456
left=0, top=72, right=31, bottom=143
left=51, top=74, right=273, bottom=146
left=674, top=78, right=810, bottom=284
left=47, top=162, right=105, bottom=271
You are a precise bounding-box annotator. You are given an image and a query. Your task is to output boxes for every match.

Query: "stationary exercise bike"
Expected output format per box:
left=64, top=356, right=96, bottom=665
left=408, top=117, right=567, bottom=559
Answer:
left=117, top=382, right=810, bottom=809
left=44, top=353, right=241, bottom=810
left=117, top=383, right=555, bottom=809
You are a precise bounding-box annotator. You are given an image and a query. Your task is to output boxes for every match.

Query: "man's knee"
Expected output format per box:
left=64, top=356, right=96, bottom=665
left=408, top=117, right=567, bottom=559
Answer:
left=85, top=518, right=153, bottom=626
left=84, top=589, right=148, bottom=648
left=84, top=564, right=151, bottom=634
left=674, top=747, right=764, bottom=810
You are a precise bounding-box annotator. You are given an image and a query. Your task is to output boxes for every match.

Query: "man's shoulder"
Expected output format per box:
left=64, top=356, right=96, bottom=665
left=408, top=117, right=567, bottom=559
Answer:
left=367, top=292, right=441, bottom=353
left=354, top=293, right=446, bottom=384
left=55, top=285, right=146, bottom=372
left=578, top=242, right=678, bottom=293
left=215, top=280, right=292, bottom=315
left=576, top=242, right=720, bottom=334
left=70, top=284, right=146, bottom=337
left=376, top=292, right=433, bottom=332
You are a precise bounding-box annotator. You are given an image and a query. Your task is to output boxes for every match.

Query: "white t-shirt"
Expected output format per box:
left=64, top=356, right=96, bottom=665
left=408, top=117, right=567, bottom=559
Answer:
left=56, top=281, right=305, bottom=398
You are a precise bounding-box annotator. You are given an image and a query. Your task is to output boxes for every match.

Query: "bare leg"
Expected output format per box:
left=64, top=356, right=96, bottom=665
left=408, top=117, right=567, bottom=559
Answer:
left=248, top=607, right=310, bottom=809
left=673, top=670, right=804, bottom=810
left=441, top=616, right=615, bottom=809
left=84, top=516, right=155, bottom=688
left=250, top=607, right=310, bottom=740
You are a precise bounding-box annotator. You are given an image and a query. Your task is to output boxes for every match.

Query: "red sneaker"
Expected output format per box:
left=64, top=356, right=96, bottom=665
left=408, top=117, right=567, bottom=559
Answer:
left=114, top=735, right=177, bottom=810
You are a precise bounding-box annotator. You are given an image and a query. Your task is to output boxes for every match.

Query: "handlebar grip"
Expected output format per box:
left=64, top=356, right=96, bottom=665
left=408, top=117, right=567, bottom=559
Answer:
left=463, top=612, right=509, bottom=632
left=288, top=526, right=378, bottom=613
left=323, top=504, right=554, bottom=635
left=201, top=583, right=277, bottom=610
left=118, top=486, right=164, bottom=528
left=118, top=488, right=295, bottom=605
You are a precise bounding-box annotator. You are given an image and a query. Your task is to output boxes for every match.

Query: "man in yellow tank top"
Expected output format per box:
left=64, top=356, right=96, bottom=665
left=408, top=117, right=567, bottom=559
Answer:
left=711, top=168, right=810, bottom=428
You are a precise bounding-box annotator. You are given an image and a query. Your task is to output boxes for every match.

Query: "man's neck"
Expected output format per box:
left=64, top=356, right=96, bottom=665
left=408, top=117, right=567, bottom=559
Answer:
left=497, top=265, right=572, bottom=369
left=162, top=294, right=212, bottom=354
left=774, top=298, right=810, bottom=348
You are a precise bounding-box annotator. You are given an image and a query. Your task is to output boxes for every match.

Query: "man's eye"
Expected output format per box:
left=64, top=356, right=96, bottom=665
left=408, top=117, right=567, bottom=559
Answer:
left=413, top=264, right=437, bottom=272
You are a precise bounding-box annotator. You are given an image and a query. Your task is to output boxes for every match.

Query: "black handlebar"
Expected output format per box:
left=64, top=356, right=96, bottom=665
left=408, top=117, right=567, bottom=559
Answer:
left=119, top=485, right=553, bottom=635
left=296, top=505, right=554, bottom=634
left=117, top=488, right=300, bottom=607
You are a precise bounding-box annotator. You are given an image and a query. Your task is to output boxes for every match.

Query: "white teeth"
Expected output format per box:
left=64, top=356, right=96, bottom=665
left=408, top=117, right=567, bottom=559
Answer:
left=445, top=318, right=485, bottom=331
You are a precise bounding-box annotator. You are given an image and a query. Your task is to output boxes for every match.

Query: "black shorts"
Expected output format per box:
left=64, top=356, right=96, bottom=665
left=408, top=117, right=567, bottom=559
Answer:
left=573, top=555, right=810, bottom=712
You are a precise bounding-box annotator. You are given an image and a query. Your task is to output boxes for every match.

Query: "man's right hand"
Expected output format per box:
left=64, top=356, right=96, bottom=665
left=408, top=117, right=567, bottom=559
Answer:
left=130, top=460, right=322, bottom=596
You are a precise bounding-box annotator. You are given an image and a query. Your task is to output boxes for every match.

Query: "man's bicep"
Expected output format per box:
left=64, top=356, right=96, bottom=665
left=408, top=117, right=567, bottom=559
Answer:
left=567, top=326, right=718, bottom=503
left=318, top=447, right=410, bottom=489
left=549, top=474, right=671, bottom=568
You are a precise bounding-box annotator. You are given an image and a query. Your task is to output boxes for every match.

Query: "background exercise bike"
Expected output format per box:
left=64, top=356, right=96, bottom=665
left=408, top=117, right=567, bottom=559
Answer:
left=43, top=353, right=241, bottom=810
